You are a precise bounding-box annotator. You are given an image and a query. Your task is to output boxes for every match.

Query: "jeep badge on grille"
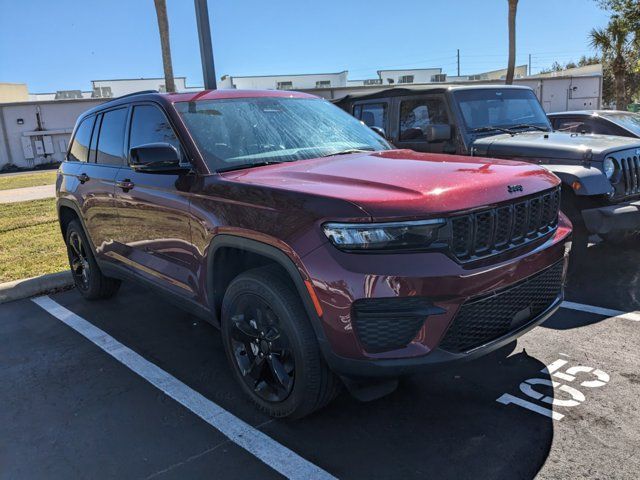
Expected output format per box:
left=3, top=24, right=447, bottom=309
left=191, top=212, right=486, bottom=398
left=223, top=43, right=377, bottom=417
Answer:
left=508, top=184, right=524, bottom=193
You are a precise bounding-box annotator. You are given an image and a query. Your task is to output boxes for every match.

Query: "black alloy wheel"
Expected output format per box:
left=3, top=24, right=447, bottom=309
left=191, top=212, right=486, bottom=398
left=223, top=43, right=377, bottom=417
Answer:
left=68, top=230, right=91, bottom=291
left=229, top=295, right=295, bottom=402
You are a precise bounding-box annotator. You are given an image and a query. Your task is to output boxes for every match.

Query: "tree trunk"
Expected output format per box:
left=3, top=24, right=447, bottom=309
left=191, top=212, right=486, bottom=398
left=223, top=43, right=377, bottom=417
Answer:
left=153, top=0, right=176, bottom=93
left=614, top=65, right=626, bottom=109
left=505, top=0, right=518, bottom=85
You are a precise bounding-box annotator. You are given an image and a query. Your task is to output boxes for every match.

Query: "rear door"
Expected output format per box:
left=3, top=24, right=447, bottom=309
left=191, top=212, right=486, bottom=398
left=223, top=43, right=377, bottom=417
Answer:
left=351, top=100, right=390, bottom=134
left=63, top=109, right=124, bottom=258
left=111, top=102, right=197, bottom=299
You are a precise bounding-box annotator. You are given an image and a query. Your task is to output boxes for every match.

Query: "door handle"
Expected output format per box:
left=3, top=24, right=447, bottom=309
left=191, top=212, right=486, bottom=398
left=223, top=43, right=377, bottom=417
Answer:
left=78, top=173, right=90, bottom=184
left=116, top=180, right=135, bottom=192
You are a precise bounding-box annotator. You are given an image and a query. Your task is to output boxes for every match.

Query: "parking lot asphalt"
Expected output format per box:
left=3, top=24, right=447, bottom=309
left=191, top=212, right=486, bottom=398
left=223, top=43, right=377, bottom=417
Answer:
left=1, top=242, right=639, bottom=479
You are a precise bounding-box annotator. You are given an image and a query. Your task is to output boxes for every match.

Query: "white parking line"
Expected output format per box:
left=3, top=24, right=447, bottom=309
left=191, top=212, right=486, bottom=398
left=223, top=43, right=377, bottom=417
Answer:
left=31, top=296, right=336, bottom=480
left=561, top=300, right=640, bottom=322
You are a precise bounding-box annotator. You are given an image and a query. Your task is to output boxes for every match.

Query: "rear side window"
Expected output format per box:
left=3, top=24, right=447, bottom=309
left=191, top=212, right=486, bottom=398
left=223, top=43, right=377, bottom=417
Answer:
left=353, top=103, right=387, bottom=129
left=68, top=116, right=95, bottom=162
left=399, top=98, right=449, bottom=141
left=129, top=105, right=181, bottom=153
left=96, top=108, right=127, bottom=166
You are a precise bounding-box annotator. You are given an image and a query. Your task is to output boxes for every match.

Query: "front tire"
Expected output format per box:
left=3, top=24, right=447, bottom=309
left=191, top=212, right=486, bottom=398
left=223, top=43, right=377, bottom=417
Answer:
left=65, top=220, right=120, bottom=300
left=221, top=266, right=339, bottom=418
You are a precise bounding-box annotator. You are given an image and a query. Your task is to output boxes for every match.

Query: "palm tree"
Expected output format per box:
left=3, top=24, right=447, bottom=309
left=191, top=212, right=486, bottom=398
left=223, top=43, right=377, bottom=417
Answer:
left=153, top=0, right=176, bottom=93
left=505, top=0, right=518, bottom=84
left=590, top=16, right=633, bottom=109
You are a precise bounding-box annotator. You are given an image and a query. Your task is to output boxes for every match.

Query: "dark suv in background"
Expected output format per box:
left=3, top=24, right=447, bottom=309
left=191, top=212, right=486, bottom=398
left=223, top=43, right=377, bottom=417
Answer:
left=57, top=89, right=571, bottom=418
left=337, top=86, right=640, bottom=254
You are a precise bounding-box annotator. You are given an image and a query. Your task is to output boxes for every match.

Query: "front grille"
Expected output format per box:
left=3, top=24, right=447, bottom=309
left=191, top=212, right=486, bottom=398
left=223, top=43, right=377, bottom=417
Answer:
left=439, top=261, right=564, bottom=353
left=352, top=297, right=442, bottom=353
left=450, top=188, right=560, bottom=262
left=616, top=154, right=640, bottom=197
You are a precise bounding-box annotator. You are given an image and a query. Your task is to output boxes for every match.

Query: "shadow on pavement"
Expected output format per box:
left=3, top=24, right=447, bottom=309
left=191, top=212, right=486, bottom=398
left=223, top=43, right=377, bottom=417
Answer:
left=565, top=241, right=640, bottom=312
left=51, top=284, right=556, bottom=480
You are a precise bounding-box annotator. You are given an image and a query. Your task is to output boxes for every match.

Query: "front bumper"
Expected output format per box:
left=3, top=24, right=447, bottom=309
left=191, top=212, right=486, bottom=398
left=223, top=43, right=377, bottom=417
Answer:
left=582, top=199, right=640, bottom=235
left=322, top=294, right=563, bottom=377
left=302, top=217, right=572, bottom=376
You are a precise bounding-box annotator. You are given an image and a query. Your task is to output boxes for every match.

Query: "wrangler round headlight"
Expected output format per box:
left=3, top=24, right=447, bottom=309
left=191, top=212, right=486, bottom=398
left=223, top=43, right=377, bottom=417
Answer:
left=322, top=219, right=445, bottom=250
left=603, top=157, right=615, bottom=179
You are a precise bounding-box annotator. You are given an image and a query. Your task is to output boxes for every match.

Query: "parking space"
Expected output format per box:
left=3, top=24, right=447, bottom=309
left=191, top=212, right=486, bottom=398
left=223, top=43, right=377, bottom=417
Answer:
left=1, top=243, right=639, bottom=479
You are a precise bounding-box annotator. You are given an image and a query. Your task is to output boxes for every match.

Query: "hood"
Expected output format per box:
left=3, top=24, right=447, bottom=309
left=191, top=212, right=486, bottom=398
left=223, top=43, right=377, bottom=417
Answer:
left=472, top=131, right=640, bottom=161
left=220, top=150, right=560, bottom=219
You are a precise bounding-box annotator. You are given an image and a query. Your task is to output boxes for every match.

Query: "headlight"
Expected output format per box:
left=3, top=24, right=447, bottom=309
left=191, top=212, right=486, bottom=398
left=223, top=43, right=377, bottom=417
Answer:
left=603, top=157, right=615, bottom=179
left=322, top=219, right=445, bottom=250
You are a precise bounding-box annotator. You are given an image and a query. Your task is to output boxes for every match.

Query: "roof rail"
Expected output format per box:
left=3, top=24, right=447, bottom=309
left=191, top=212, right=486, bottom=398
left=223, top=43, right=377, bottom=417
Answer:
left=112, top=89, right=159, bottom=101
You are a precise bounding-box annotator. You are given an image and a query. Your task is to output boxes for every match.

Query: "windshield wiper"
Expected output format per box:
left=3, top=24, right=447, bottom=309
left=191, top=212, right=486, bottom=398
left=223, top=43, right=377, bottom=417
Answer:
left=508, top=123, right=549, bottom=132
left=321, top=148, right=375, bottom=157
left=470, top=126, right=514, bottom=134
left=216, top=161, right=281, bottom=173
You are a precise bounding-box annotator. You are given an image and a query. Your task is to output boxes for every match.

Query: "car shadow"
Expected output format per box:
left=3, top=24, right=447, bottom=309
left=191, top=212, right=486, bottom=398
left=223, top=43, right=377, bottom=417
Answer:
left=52, top=284, right=556, bottom=480
left=565, top=240, right=640, bottom=312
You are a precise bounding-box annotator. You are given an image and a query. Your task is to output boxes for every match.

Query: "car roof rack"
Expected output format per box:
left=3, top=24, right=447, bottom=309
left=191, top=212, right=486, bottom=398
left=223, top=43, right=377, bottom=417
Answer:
left=112, top=89, right=159, bottom=101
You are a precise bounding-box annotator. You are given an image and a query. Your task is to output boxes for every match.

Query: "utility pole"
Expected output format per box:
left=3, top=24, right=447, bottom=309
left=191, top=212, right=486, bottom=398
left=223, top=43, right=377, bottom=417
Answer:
left=457, top=49, right=460, bottom=76
left=528, top=53, right=532, bottom=76
left=194, top=0, right=217, bottom=90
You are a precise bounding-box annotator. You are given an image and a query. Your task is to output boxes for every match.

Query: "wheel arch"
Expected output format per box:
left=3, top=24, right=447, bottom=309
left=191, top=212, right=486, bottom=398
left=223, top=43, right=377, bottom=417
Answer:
left=206, top=235, right=327, bottom=346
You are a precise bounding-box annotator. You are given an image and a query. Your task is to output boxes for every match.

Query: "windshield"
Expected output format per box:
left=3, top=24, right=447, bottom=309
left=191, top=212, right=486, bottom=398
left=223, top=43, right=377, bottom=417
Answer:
left=604, top=112, right=640, bottom=136
left=175, top=97, right=391, bottom=171
left=454, top=88, right=551, bottom=132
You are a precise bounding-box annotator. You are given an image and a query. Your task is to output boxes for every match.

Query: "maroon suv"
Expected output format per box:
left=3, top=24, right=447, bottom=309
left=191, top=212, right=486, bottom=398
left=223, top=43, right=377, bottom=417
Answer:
left=57, top=89, right=572, bottom=418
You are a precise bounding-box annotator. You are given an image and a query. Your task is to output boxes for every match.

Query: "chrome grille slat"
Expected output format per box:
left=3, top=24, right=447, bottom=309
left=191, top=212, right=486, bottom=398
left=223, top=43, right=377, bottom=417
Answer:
left=450, top=188, right=560, bottom=262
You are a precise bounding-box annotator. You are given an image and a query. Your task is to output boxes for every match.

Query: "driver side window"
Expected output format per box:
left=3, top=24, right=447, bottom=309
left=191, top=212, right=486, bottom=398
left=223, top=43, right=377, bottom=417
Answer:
left=129, top=105, right=182, bottom=161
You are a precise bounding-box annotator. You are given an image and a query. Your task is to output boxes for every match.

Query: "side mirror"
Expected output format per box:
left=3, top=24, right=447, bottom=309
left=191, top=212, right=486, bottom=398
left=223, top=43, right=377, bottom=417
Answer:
left=370, top=126, right=387, bottom=139
left=130, top=143, right=189, bottom=173
left=425, top=124, right=452, bottom=143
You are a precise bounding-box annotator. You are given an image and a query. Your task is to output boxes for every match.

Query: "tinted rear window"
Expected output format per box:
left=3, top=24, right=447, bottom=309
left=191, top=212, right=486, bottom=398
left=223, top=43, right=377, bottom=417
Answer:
left=68, top=116, right=95, bottom=162
left=96, top=108, right=127, bottom=166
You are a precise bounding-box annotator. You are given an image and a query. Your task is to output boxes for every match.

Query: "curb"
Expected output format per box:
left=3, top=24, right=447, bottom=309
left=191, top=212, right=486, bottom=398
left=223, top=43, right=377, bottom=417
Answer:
left=0, top=271, right=74, bottom=304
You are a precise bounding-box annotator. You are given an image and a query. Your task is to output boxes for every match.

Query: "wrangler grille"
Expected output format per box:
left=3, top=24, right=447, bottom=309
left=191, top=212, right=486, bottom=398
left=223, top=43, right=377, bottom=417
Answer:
left=616, top=154, right=640, bottom=197
left=450, top=188, right=560, bottom=262
left=439, top=261, right=564, bottom=353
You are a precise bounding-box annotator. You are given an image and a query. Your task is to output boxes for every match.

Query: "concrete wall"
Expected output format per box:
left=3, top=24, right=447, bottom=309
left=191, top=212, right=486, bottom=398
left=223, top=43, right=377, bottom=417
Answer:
left=0, top=83, right=29, bottom=103
left=377, top=69, right=442, bottom=85
left=0, top=99, right=105, bottom=170
left=91, top=77, right=188, bottom=97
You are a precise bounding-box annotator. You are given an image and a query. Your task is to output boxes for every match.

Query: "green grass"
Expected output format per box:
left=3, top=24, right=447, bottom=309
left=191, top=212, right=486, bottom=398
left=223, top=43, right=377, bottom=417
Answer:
left=0, top=198, right=67, bottom=283
left=0, top=170, right=57, bottom=191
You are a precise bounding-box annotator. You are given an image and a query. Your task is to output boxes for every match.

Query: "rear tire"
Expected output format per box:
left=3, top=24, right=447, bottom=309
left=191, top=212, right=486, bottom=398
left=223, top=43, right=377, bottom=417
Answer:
left=65, top=220, right=120, bottom=300
left=221, top=266, right=340, bottom=419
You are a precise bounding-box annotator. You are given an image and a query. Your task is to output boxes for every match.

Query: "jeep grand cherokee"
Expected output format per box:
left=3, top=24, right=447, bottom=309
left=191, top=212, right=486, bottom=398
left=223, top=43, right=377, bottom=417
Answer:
left=57, top=89, right=572, bottom=418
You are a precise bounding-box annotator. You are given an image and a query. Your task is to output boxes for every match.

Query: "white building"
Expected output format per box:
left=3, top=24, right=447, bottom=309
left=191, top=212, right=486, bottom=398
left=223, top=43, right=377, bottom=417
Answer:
left=220, top=71, right=349, bottom=90
left=0, top=98, right=106, bottom=170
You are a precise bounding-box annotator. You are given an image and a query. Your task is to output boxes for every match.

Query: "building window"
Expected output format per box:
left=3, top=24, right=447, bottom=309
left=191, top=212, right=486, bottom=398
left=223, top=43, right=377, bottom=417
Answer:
left=277, top=81, right=293, bottom=90
left=399, top=75, right=414, bottom=84
left=431, top=74, right=447, bottom=83
left=364, top=79, right=383, bottom=85
left=315, top=80, right=331, bottom=88
left=159, top=84, right=167, bottom=93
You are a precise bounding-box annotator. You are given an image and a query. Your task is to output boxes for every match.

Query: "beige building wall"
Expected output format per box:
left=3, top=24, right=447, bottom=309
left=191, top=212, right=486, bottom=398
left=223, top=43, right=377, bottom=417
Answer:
left=0, top=83, right=29, bottom=103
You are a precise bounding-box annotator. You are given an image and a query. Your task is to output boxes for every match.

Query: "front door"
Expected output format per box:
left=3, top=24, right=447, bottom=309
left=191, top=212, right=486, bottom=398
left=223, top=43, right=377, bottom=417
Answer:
left=111, top=103, right=197, bottom=298
left=393, top=94, right=454, bottom=154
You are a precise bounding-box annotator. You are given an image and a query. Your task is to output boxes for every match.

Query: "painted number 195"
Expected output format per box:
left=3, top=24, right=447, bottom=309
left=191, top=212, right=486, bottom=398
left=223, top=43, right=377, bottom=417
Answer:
left=496, top=358, right=610, bottom=420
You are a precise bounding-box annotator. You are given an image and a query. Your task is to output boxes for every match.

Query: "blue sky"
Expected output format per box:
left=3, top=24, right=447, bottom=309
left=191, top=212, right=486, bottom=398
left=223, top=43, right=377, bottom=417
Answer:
left=0, top=0, right=611, bottom=93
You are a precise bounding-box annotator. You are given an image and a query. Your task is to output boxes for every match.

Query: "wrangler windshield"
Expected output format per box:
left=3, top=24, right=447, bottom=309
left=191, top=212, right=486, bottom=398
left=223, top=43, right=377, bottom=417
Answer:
left=175, top=97, right=391, bottom=171
left=454, top=88, right=551, bottom=132
left=603, top=112, right=640, bottom=136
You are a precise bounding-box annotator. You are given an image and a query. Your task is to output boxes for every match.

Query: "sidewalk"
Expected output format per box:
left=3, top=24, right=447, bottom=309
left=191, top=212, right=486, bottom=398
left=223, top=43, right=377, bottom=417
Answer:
left=0, top=184, right=55, bottom=203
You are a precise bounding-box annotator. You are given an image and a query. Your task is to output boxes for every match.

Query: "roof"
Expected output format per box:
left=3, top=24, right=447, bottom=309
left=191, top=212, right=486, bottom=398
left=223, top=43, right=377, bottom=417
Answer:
left=164, top=89, right=318, bottom=102
left=332, top=84, right=533, bottom=104
left=547, top=110, right=634, bottom=117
